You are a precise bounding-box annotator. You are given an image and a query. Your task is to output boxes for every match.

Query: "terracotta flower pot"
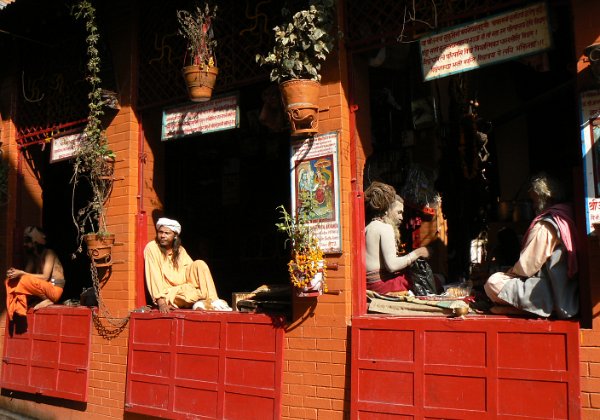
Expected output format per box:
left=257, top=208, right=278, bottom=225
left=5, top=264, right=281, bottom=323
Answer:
left=182, top=65, right=219, bottom=102
left=84, top=233, right=115, bottom=267
left=279, top=79, right=320, bottom=137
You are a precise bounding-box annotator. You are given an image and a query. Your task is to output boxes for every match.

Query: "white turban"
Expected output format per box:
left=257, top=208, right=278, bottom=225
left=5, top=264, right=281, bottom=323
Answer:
left=156, top=218, right=181, bottom=235
left=24, top=226, right=46, bottom=245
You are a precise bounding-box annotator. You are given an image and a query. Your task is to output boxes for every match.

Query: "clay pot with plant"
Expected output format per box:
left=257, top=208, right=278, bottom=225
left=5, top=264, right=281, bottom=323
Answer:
left=256, top=0, right=335, bottom=137
left=70, top=1, right=131, bottom=340
left=72, top=1, right=116, bottom=265
left=177, top=3, right=218, bottom=102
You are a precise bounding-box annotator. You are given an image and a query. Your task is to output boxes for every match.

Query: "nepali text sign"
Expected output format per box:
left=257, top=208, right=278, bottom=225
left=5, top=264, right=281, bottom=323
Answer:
left=420, top=3, right=551, bottom=81
left=291, top=132, right=342, bottom=254
left=588, top=199, right=600, bottom=227
left=581, top=90, right=600, bottom=122
left=50, top=132, right=84, bottom=163
left=162, top=94, right=239, bottom=141
left=580, top=90, right=600, bottom=231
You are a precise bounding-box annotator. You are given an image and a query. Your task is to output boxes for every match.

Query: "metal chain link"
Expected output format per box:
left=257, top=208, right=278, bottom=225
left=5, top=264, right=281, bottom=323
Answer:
left=90, top=261, right=130, bottom=340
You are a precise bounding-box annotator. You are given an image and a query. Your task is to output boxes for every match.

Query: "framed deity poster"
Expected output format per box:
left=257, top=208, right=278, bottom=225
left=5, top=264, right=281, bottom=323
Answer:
left=290, top=131, right=342, bottom=254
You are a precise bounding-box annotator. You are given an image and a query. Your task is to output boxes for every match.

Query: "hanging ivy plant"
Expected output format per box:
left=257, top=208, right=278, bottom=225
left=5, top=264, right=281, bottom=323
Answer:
left=69, top=1, right=130, bottom=340
left=71, top=0, right=115, bottom=253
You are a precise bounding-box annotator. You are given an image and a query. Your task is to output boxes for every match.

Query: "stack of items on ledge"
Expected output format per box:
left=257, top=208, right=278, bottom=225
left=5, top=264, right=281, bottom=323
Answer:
left=367, top=285, right=471, bottom=317
left=234, top=284, right=292, bottom=315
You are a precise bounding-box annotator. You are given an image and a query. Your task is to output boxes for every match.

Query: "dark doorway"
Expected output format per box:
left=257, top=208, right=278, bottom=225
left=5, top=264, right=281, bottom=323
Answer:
left=163, top=83, right=291, bottom=301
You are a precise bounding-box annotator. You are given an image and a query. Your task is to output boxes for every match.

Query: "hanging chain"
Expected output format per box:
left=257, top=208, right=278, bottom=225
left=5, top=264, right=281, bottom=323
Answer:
left=90, top=262, right=130, bottom=340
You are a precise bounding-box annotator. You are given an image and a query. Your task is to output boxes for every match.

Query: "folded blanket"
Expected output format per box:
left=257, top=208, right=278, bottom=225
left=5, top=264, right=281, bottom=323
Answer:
left=367, top=290, right=470, bottom=316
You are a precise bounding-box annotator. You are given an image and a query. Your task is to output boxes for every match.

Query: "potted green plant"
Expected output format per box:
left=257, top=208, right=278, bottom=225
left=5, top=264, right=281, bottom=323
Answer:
left=275, top=205, right=327, bottom=296
left=256, top=0, right=335, bottom=137
left=70, top=2, right=131, bottom=341
left=177, top=3, right=218, bottom=102
left=72, top=0, right=116, bottom=265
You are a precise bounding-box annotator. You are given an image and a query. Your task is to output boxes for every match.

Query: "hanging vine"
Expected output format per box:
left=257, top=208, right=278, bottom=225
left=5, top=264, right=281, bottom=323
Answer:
left=71, top=0, right=115, bottom=253
left=72, top=1, right=130, bottom=340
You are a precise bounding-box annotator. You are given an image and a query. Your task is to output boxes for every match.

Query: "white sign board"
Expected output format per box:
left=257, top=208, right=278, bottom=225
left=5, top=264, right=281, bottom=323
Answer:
left=50, top=132, right=84, bottom=163
left=420, top=3, right=551, bottom=81
left=162, top=94, right=239, bottom=141
left=580, top=90, right=600, bottom=232
left=291, top=132, right=342, bottom=254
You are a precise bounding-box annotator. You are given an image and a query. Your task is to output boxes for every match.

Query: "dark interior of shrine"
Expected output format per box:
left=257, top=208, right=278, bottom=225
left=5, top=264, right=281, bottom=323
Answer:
left=360, top=0, right=579, bottom=283
left=161, top=83, right=292, bottom=301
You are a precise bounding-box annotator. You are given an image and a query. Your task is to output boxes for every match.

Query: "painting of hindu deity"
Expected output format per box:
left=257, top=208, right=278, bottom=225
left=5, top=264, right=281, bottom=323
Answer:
left=295, top=154, right=336, bottom=222
left=291, top=131, right=342, bottom=253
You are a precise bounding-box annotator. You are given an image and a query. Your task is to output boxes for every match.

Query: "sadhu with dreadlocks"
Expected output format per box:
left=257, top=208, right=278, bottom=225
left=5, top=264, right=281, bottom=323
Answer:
left=5, top=226, right=65, bottom=320
left=485, top=173, right=579, bottom=318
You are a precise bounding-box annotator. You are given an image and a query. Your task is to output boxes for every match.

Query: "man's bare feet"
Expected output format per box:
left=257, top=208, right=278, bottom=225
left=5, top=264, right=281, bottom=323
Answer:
left=33, top=299, right=54, bottom=311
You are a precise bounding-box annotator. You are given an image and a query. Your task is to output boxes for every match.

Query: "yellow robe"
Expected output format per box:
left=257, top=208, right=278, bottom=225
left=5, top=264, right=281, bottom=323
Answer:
left=144, top=241, right=219, bottom=308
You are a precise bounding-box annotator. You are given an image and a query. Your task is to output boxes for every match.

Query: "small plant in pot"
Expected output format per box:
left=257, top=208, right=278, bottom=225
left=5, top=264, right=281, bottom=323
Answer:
left=256, top=0, right=335, bottom=137
left=177, top=3, right=218, bottom=102
left=276, top=204, right=327, bottom=297
left=72, top=0, right=116, bottom=266
left=72, top=2, right=130, bottom=342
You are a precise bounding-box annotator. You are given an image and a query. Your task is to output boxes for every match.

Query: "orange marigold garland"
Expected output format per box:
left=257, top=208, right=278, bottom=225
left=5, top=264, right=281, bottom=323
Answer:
left=288, top=237, right=327, bottom=292
left=276, top=205, right=328, bottom=293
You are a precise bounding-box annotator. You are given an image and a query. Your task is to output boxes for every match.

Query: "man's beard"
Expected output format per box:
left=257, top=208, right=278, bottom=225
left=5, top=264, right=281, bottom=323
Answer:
left=534, top=200, right=547, bottom=215
left=24, top=247, right=36, bottom=256
left=157, top=240, right=174, bottom=255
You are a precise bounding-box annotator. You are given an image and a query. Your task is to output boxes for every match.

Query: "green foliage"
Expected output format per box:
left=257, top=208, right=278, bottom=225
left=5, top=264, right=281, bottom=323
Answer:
left=256, top=0, right=335, bottom=83
left=276, top=205, right=308, bottom=253
left=177, top=3, right=218, bottom=68
left=71, top=0, right=115, bottom=251
left=276, top=203, right=327, bottom=291
left=275, top=202, right=319, bottom=255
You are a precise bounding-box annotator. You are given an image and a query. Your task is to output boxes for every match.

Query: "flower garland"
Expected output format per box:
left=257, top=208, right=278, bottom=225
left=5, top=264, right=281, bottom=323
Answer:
left=288, top=236, right=328, bottom=292
left=276, top=205, right=328, bottom=293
